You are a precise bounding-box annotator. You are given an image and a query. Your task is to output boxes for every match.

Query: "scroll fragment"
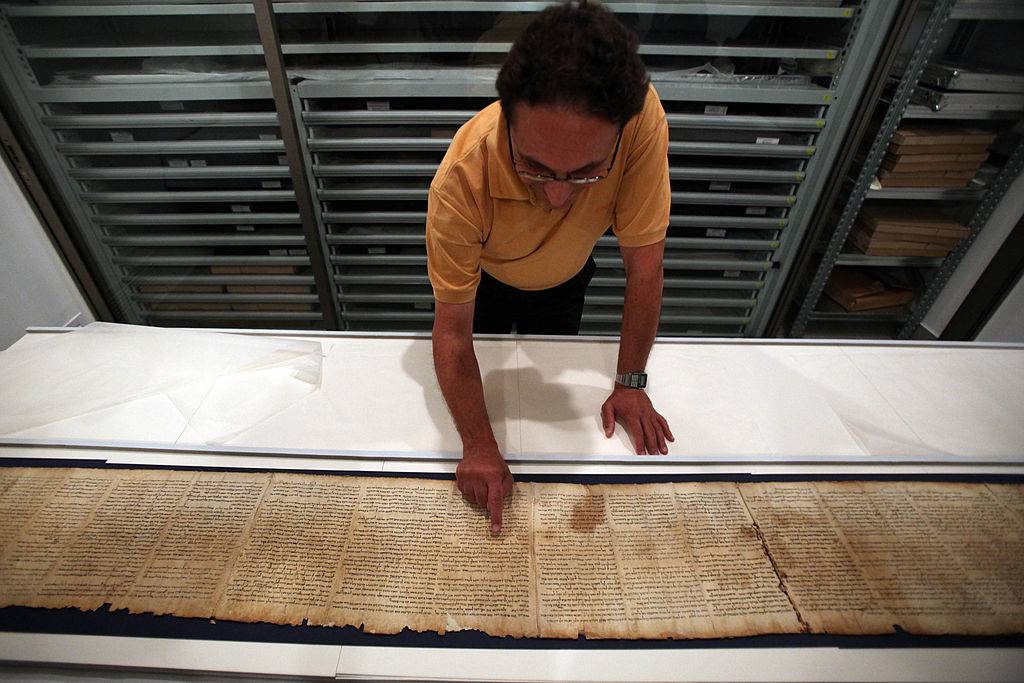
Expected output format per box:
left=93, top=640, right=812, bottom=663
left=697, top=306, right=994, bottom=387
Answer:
left=0, top=468, right=1021, bottom=639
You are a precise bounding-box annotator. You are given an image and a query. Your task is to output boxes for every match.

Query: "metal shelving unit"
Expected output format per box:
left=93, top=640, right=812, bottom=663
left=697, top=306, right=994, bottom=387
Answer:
left=0, top=1, right=336, bottom=330
left=788, top=0, right=1024, bottom=339
left=0, top=0, right=899, bottom=336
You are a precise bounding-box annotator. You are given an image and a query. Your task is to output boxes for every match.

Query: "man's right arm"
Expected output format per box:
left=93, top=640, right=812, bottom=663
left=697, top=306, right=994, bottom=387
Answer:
left=432, top=300, right=513, bottom=533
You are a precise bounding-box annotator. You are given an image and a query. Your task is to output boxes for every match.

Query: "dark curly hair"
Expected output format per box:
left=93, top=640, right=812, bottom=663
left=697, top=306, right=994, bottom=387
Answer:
left=496, top=1, right=649, bottom=127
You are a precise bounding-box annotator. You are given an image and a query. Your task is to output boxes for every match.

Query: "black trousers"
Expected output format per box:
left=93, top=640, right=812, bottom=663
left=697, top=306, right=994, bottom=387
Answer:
left=472, top=257, right=596, bottom=335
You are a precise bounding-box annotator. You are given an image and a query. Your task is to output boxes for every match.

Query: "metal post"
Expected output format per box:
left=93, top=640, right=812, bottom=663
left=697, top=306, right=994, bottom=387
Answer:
left=288, top=84, right=349, bottom=330
left=253, top=0, right=342, bottom=330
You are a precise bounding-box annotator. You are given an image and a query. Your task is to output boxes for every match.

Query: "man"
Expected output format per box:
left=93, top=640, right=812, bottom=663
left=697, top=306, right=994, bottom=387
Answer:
left=427, top=1, right=673, bottom=533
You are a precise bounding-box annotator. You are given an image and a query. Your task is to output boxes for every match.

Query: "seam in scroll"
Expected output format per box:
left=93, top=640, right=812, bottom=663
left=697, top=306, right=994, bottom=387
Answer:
left=734, top=484, right=811, bottom=635
left=749, top=520, right=810, bottom=634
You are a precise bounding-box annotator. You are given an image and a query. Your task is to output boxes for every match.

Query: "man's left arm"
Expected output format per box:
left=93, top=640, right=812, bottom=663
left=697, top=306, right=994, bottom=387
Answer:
left=601, top=238, right=674, bottom=455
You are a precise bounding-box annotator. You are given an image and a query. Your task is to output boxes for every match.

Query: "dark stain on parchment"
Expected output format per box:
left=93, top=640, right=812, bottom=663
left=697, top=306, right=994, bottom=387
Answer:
left=570, top=494, right=606, bottom=533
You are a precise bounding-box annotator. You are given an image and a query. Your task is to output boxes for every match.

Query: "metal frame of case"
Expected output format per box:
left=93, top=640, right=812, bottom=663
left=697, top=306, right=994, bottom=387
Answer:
left=0, top=0, right=899, bottom=336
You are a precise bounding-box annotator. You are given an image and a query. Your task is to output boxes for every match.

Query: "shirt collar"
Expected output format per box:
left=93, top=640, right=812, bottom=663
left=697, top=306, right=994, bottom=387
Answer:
left=487, top=110, right=532, bottom=201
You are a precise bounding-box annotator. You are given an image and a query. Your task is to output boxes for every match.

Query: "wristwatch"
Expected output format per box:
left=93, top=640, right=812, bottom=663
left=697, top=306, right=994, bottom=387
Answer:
left=615, top=371, right=648, bottom=389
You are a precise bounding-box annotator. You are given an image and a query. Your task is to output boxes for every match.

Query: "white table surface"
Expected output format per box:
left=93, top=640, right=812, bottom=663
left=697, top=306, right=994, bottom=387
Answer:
left=1, top=325, right=1022, bottom=681
left=2, top=325, right=1024, bottom=466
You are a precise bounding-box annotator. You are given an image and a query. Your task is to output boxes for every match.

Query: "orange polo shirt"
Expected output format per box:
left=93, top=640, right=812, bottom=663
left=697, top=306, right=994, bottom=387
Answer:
left=426, top=83, right=670, bottom=304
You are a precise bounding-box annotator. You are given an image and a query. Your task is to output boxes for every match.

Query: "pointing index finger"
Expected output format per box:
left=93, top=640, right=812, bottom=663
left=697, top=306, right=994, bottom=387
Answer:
left=487, top=482, right=503, bottom=534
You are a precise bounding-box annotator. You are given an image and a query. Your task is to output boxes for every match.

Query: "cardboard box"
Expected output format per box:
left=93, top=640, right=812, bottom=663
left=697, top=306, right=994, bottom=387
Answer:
left=890, top=142, right=991, bottom=156
left=876, top=176, right=971, bottom=188
left=824, top=268, right=914, bottom=311
left=890, top=125, right=997, bottom=147
left=850, top=230, right=951, bottom=257
left=858, top=206, right=967, bottom=236
left=863, top=221, right=967, bottom=240
left=882, top=156, right=986, bottom=173
left=878, top=168, right=975, bottom=179
left=883, top=126, right=996, bottom=183
left=850, top=240, right=950, bottom=258
left=851, top=206, right=965, bottom=257
left=853, top=224, right=961, bottom=249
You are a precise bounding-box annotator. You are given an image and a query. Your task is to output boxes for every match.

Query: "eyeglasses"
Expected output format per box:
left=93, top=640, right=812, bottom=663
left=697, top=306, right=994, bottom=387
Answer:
left=507, top=120, right=622, bottom=185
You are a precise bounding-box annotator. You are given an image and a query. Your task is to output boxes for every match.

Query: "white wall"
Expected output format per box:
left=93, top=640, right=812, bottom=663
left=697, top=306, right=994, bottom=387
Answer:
left=0, top=157, right=95, bottom=350
left=977, top=273, right=1024, bottom=343
left=922, top=170, right=1024, bottom=339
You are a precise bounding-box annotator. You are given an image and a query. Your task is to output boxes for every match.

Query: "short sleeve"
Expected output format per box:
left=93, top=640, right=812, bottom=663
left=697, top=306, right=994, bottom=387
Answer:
left=612, top=87, right=670, bottom=247
left=426, top=185, right=484, bottom=304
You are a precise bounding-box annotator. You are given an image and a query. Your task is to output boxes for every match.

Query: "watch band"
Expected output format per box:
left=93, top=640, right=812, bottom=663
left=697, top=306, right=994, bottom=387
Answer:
left=615, top=371, right=647, bottom=389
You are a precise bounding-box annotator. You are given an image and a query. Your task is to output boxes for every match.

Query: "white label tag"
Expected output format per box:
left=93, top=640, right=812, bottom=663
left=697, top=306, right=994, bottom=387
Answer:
left=109, top=131, right=133, bottom=142
left=368, top=247, right=386, bottom=255
left=704, top=105, right=728, bottom=116
left=723, top=271, right=741, bottom=278
left=188, top=159, right=207, bottom=167
left=706, top=228, right=727, bottom=238
left=414, top=302, right=433, bottom=310
left=236, top=225, right=255, bottom=232
left=231, top=205, right=252, bottom=213
left=159, top=101, right=185, bottom=111
left=709, top=181, right=731, bottom=192
left=366, top=101, right=390, bottom=111
left=756, top=136, right=780, bottom=145
left=277, top=156, right=289, bottom=166
left=258, top=133, right=278, bottom=141
left=167, top=159, right=188, bottom=168
left=261, top=180, right=282, bottom=189
left=288, top=249, right=308, bottom=256
left=746, top=206, right=768, bottom=216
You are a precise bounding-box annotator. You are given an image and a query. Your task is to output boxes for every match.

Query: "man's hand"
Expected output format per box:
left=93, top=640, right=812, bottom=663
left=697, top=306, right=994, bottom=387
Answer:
left=456, top=443, right=514, bottom=534
left=601, top=385, right=674, bottom=455
left=433, top=300, right=513, bottom=534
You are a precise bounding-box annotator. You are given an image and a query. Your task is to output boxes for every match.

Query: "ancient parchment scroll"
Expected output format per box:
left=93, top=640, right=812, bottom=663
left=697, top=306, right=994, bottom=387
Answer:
left=0, top=468, right=1021, bottom=639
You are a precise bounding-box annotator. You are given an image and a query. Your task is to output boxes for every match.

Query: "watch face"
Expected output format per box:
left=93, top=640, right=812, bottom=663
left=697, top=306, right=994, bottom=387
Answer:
left=618, top=372, right=647, bottom=389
